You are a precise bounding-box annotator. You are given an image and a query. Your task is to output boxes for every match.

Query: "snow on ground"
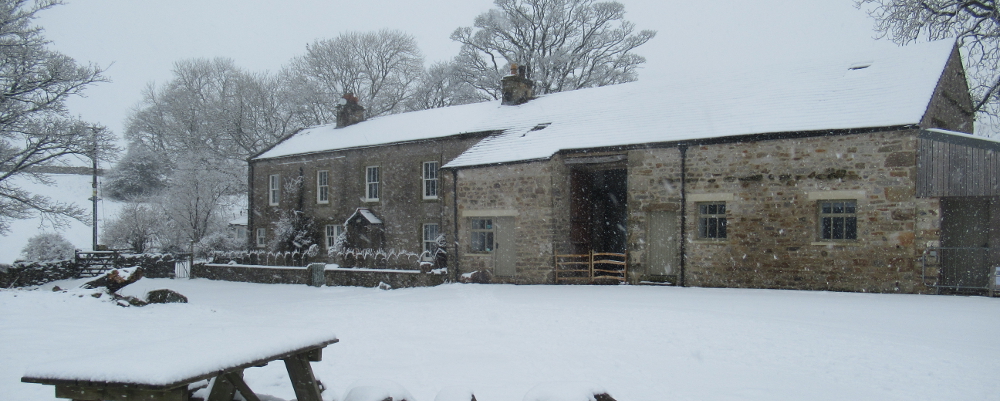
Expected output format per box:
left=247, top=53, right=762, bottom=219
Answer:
left=0, top=173, right=120, bottom=264
left=2, top=280, right=998, bottom=401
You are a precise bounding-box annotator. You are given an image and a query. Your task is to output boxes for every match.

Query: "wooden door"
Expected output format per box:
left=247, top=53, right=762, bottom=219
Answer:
left=941, top=197, right=990, bottom=289
left=647, top=211, right=680, bottom=277
left=494, top=217, right=516, bottom=277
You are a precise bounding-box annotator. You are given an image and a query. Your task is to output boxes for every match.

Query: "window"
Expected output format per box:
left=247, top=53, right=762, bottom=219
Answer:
left=470, top=218, right=494, bottom=252
left=423, top=223, right=440, bottom=253
left=697, top=202, right=727, bottom=239
left=423, top=161, right=438, bottom=199
left=326, top=224, right=344, bottom=250
left=819, top=200, right=857, bottom=240
left=268, top=174, right=280, bottom=206
left=366, top=166, right=380, bottom=201
left=256, top=228, right=266, bottom=247
left=317, top=170, right=329, bottom=204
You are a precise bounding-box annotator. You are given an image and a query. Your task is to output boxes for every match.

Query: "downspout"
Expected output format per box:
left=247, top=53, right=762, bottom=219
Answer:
left=678, top=144, right=688, bottom=287
left=247, top=161, right=255, bottom=250
left=451, top=169, right=460, bottom=282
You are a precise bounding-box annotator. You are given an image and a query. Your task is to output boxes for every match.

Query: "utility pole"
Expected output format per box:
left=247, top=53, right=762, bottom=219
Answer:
left=91, top=128, right=99, bottom=251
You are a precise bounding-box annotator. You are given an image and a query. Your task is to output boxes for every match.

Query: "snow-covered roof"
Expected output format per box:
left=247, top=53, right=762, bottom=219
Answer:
left=256, top=39, right=962, bottom=168
left=255, top=100, right=502, bottom=159
left=346, top=207, right=382, bottom=225
left=924, top=128, right=1000, bottom=145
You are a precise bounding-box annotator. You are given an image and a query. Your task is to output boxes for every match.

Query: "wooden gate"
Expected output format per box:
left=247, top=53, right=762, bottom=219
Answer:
left=554, top=251, right=627, bottom=284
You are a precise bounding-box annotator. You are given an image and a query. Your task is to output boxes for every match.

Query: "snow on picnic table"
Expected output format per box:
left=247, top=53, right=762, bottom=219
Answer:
left=2, top=280, right=999, bottom=401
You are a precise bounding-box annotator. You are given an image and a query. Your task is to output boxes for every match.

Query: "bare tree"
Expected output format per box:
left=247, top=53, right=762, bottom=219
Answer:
left=286, top=29, right=424, bottom=123
left=451, top=0, right=656, bottom=98
left=859, top=0, right=997, bottom=125
left=157, top=154, right=240, bottom=251
left=126, top=58, right=293, bottom=164
left=0, top=0, right=113, bottom=234
left=102, top=202, right=161, bottom=253
left=407, top=61, right=491, bottom=110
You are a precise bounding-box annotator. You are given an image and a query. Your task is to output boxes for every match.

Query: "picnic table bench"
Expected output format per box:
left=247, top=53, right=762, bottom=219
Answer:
left=21, top=328, right=338, bottom=401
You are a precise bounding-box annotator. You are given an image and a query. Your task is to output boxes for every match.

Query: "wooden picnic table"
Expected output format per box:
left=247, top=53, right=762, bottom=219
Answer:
left=21, top=330, right=338, bottom=401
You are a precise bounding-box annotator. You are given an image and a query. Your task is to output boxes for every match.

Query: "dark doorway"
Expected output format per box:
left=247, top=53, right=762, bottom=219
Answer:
left=570, top=168, right=628, bottom=254
left=940, top=197, right=992, bottom=291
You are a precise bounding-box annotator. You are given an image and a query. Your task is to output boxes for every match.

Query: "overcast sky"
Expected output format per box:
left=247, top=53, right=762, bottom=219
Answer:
left=36, top=0, right=896, bottom=145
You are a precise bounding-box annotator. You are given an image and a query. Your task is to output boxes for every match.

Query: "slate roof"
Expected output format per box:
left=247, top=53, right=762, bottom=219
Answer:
left=254, top=39, right=961, bottom=169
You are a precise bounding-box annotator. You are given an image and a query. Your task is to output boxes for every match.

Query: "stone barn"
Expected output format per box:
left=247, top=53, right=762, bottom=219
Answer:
left=250, top=39, right=998, bottom=294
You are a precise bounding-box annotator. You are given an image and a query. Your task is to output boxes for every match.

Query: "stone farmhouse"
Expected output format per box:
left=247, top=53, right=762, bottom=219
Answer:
left=250, top=39, right=1000, bottom=294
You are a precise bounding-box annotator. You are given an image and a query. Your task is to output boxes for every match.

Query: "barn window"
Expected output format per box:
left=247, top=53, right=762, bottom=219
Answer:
left=470, top=218, right=494, bottom=253
left=819, top=200, right=857, bottom=240
left=697, top=202, right=727, bottom=239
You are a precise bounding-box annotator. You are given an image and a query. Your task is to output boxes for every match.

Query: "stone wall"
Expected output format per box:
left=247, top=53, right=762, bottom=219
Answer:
left=920, top=45, right=975, bottom=133
left=250, top=134, right=485, bottom=263
left=454, top=162, right=557, bottom=283
left=192, top=263, right=445, bottom=288
left=627, top=129, right=934, bottom=293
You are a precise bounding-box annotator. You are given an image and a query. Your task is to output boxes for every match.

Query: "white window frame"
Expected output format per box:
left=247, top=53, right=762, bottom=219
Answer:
left=326, top=224, right=344, bottom=251
left=256, top=228, right=266, bottom=247
left=268, top=174, right=280, bottom=206
left=423, top=223, right=440, bottom=253
left=365, top=166, right=380, bottom=201
left=423, top=161, right=439, bottom=200
left=317, top=170, right=329, bottom=204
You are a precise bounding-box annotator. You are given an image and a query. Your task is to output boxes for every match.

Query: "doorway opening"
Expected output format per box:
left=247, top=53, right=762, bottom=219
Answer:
left=569, top=168, right=628, bottom=254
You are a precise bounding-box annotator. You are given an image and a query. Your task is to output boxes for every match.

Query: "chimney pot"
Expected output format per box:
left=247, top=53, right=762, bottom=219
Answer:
left=336, top=93, right=365, bottom=128
left=501, top=63, right=534, bottom=106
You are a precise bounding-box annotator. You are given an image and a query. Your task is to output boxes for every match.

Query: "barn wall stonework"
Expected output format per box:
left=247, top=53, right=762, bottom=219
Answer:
left=625, top=130, right=937, bottom=293
left=454, top=162, right=557, bottom=283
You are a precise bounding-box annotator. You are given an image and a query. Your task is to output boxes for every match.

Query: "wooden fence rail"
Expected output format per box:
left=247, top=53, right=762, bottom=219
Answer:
left=554, top=251, right=627, bottom=284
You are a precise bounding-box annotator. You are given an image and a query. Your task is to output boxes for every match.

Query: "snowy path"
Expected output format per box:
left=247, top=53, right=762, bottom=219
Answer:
left=2, top=280, right=998, bottom=400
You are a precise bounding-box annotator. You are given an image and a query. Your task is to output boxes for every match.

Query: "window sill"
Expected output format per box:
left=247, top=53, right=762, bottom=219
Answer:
left=467, top=252, right=493, bottom=256
left=691, top=239, right=728, bottom=244
left=363, top=199, right=380, bottom=203
left=810, top=241, right=856, bottom=246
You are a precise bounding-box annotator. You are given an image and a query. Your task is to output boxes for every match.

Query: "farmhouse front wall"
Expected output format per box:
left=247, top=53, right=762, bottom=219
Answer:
left=249, top=134, right=486, bottom=261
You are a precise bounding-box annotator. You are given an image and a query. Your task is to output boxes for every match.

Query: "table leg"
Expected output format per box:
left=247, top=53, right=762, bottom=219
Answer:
left=205, top=372, right=238, bottom=401
left=283, top=352, right=323, bottom=401
left=224, top=372, right=262, bottom=401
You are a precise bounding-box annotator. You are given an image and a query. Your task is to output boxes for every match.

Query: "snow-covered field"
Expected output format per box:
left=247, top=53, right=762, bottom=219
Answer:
left=0, top=173, right=120, bottom=264
left=2, top=280, right=998, bottom=401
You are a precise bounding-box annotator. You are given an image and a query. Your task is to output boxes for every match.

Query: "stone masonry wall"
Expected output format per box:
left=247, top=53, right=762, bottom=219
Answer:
left=455, top=162, right=556, bottom=283
left=628, top=129, right=934, bottom=293
left=250, top=134, right=483, bottom=264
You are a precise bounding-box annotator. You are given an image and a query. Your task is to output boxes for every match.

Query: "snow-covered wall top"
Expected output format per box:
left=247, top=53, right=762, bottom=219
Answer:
left=257, top=39, right=959, bottom=168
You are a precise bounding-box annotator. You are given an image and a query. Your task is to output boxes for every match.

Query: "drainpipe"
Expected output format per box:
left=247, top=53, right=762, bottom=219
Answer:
left=678, top=144, right=688, bottom=287
left=452, top=169, right=460, bottom=282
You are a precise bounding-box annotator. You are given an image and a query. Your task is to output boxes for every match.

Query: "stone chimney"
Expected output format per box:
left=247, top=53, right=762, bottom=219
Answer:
left=336, top=93, right=366, bottom=128
left=501, top=63, right=534, bottom=106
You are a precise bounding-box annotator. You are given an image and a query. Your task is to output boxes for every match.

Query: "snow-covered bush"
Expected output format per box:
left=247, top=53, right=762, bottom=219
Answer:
left=19, top=233, right=76, bottom=262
